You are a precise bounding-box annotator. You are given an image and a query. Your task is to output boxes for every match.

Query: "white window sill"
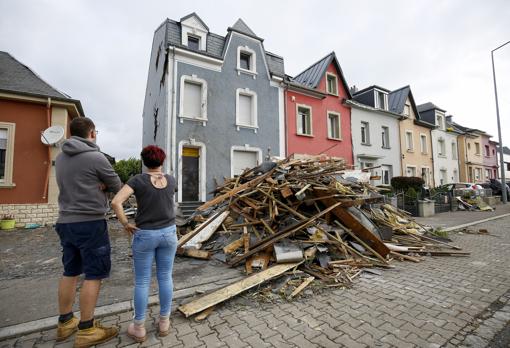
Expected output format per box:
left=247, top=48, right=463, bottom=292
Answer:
left=236, top=124, right=258, bottom=133
left=327, top=137, right=342, bottom=141
left=361, top=142, right=371, bottom=146
left=421, top=152, right=428, bottom=155
left=179, top=116, right=207, bottom=126
left=382, top=146, right=391, bottom=150
left=237, top=68, right=257, bottom=79
left=326, top=91, right=339, bottom=96
left=406, top=149, right=414, bottom=153
left=438, top=154, right=447, bottom=158
left=297, top=133, right=314, bottom=138
left=0, top=182, right=16, bottom=188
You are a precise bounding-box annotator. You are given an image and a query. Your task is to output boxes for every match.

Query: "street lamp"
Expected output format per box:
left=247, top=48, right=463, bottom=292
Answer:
left=491, top=40, right=510, bottom=204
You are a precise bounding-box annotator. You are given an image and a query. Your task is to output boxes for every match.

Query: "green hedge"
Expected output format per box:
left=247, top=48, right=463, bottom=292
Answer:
left=391, top=176, right=424, bottom=192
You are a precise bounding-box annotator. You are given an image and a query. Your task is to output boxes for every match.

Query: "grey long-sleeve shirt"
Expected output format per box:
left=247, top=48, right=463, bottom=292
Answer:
left=56, top=136, right=122, bottom=223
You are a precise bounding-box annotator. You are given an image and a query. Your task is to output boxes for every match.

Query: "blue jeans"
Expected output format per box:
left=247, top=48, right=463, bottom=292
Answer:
left=132, top=225, right=177, bottom=323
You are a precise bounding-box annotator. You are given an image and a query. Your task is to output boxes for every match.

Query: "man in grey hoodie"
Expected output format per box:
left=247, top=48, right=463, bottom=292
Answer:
left=54, top=117, right=121, bottom=348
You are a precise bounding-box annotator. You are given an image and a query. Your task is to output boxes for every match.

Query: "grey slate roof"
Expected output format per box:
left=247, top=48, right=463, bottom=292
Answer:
left=229, top=19, right=260, bottom=40
left=417, top=102, right=446, bottom=113
left=164, top=15, right=284, bottom=77
left=353, top=85, right=390, bottom=95
left=388, top=85, right=410, bottom=114
left=501, top=146, right=510, bottom=155
left=0, top=51, right=69, bottom=99
left=291, top=52, right=351, bottom=98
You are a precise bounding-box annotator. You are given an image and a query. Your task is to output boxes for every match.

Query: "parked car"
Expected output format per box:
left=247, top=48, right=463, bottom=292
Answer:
left=482, top=179, right=510, bottom=197
left=436, top=182, right=483, bottom=193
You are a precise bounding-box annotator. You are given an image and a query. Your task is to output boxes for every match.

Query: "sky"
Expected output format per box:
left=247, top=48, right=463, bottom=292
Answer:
left=1, top=0, right=510, bottom=159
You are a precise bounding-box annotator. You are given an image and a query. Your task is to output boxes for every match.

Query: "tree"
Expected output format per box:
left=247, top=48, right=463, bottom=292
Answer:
left=113, top=158, right=142, bottom=183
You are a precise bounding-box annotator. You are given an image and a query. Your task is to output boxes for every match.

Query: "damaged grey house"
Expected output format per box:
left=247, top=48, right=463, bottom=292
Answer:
left=141, top=13, right=285, bottom=207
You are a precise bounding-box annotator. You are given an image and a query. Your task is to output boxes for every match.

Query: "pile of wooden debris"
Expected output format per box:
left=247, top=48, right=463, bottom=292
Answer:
left=175, top=156, right=468, bottom=319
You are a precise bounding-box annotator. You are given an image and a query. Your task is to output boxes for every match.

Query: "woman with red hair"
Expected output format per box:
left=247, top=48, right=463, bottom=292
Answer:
left=112, top=145, right=176, bottom=342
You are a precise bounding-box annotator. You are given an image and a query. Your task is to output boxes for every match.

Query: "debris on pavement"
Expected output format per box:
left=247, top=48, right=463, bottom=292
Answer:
left=174, top=156, right=469, bottom=318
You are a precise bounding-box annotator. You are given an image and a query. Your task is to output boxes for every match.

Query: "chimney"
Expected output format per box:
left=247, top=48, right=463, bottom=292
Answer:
left=350, top=85, right=358, bottom=94
left=446, top=115, right=453, bottom=123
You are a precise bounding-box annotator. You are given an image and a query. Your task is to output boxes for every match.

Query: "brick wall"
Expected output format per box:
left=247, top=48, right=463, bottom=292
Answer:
left=0, top=203, right=58, bottom=227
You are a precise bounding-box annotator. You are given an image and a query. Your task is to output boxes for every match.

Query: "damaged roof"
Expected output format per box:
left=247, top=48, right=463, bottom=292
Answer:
left=291, top=52, right=351, bottom=98
left=164, top=15, right=284, bottom=77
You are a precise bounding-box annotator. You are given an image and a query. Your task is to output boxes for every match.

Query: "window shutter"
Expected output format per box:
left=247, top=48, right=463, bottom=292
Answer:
left=238, top=94, right=253, bottom=125
left=183, top=82, right=202, bottom=118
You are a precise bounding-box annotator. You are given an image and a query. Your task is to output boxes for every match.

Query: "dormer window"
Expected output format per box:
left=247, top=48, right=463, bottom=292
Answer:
left=326, top=73, right=338, bottom=95
left=436, top=113, right=445, bottom=130
left=237, top=46, right=257, bottom=76
left=240, top=53, right=251, bottom=70
left=375, top=90, right=387, bottom=110
left=187, top=35, right=200, bottom=51
left=404, top=104, right=410, bottom=116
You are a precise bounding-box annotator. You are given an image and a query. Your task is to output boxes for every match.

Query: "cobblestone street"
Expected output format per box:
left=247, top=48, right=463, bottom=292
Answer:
left=2, top=215, right=510, bottom=347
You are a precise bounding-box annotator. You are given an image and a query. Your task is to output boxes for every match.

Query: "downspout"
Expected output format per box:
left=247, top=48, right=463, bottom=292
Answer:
left=283, top=83, right=288, bottom=157
left=42, top=97, right=52, bottom=200
left=398, top=116, right=405, bottom=177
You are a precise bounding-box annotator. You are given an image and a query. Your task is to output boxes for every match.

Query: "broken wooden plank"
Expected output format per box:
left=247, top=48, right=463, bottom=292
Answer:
left=194, top=306, right=215, bottom=322
left=314, top=190, right=390, bottom=258
left=289, top=276, right=315, bottom=298
left=390, top=251, right=420, bottom=263
left=223, top=237, right=244, bottom=254
left=176, top=248, right=211, bottom=260
left=183, top=211, right=230, bottom=249
left=177, top=209, right=228, bottom=249
left=178, top=262, right=302, bottom=317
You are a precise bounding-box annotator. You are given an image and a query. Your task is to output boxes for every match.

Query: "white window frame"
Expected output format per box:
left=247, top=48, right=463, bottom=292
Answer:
left=452, top=141, right=458, bottom=160
left=381, top=126, right=390, bottom=149
left=404, top=104, right=411, bottom=117
left=325, top=72, right=338, bottom=96
left=436, top=113, right=445, bottom=130
left=230, top=145, right=263, bottom=177
left=375, top=90, right=388, bottom=110
left=235, top=88, right=258, bottom=132
left=438, top=138, right=446, bottom=157
left=186, top=34, right=201, bottom=51
left=420, top=133, right=428, bottom=154
left=296, top=104, right=313, bottom=137
left=406, top=165, right=417, bottom=177
left=0, top=122, right=15, bottom=187
left=237, top=46, right=257, bottom=77
left=327, top=111, right=341, bottom=140
left=179, top=75, right=208, bottom=124
left=421, top=166, right=431, bottom=185
left=405, top=130, right=414, bottom=152
left=361, top=121, right=370, bottom=145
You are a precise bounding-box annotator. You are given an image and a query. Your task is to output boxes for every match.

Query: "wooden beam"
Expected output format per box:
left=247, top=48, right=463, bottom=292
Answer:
left=178, top=262, right=302, bottom=317
left=177, top=209, right=227, bottom=249
left=289, top=276, right=314, bottom=298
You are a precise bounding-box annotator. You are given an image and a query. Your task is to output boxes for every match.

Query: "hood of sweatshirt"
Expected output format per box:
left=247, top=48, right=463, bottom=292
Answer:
left=61, top=136, right=100, bottom=156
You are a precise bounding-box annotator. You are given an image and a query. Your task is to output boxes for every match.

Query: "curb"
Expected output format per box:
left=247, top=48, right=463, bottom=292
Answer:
left=443, top=212, right=510, bottom=232
left=0, top=275, right=243, bottom=341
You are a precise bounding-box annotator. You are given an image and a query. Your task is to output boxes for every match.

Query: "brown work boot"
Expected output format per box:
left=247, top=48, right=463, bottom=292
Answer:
left=73, top=320, right=119, bottom=348
left=56, top=316, right=79, bottom=342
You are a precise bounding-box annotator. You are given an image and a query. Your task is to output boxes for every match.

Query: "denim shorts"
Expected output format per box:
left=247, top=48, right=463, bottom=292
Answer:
left=55, top=219, right=111, bottom=280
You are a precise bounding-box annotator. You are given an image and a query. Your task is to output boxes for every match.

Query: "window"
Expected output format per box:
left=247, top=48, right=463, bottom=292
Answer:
left=232, top=149, right=260, bottom=177
left=405, top=131, right=414, bottom=151
left=485, top=145, right=490, bottom=157
left=0, top=123, right=15, bottom=187
left=438, top=139, right=445, bottom=156
left=440, top=169, right=447, bottom=185
left=381, top=126, right=390, bottom=149
left=452, top=142, right=457, bottom=159
left=436, top=114, right=444, bottom=130
left=453, top=169, right=458, bottom=182
left=179, top=75, right=207, bottom=121
left=420, top=134, right=427, bottom=154
left=421, top=167, right=429, bottom=184
left=468, top=143, right=471, bottom=150
left=327, top=112, right=341, bottom=139
left=236, top=88, right=258, bottom=129
left=237, top=46, right=257, bottom=74
left=187, top=35, right=200, bottom=50
left=507, top=162, right=510, bottom=171
left=326, top=73, right=338, bottom=95
left=406, top=166, right=416, bottom=177
left=404, top=104, right=410, bottom=116
left=239, top=53, right=251, bottom=70
left=485, top=169, right=491, bottom=179
left=475, top=142, right=480, bottom=155
left=361, top=122, right=370, bottom=145
left=475, top=168, right=482, bottom=181
left=297, top=105, right=312, bottom=136
left=375, top=91, right=387, bottom=110
left=381, top=165, right=392, bottom=185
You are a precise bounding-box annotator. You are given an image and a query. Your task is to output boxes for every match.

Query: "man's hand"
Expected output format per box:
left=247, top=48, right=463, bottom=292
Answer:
left=123, top=222, right=139, bottom=236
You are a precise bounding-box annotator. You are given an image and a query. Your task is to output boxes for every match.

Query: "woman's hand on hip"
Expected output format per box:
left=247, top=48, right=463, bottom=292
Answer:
left=123, top=222, right=139, bottom=236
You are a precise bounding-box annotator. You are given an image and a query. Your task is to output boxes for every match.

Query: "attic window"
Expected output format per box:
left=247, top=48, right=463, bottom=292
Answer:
left=404, top=104, right=410, bottom=116
left=240, top=53, right=251, bottom=70
left=326, top=73, right=338, bottom=95
left=375, top=91, right=387, bottom=110
left=187, top=35, right=200, bottom=51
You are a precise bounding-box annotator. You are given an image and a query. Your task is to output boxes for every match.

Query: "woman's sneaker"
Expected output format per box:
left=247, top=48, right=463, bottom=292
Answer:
left=73, top=320, right=118, bottom=348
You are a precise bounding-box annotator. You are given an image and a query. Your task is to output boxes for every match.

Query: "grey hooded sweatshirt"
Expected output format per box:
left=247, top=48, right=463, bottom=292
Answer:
left=56, top=136, right=122, bottom=223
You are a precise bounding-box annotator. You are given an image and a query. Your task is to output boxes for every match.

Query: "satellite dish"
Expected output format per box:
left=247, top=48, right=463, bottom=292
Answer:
left=41, top=126, right=65, bottom=146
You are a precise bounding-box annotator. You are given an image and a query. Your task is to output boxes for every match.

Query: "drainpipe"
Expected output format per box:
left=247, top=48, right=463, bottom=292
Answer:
left=42, top=97, right=52, bottom=200
left=283, top=84, right=288, bottom=157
